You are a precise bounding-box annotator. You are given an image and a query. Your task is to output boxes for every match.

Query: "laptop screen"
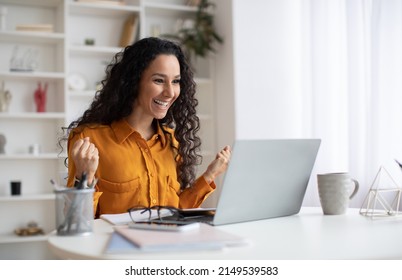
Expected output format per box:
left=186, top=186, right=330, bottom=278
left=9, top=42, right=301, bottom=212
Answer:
left=212, top=139, right=321, bottom=225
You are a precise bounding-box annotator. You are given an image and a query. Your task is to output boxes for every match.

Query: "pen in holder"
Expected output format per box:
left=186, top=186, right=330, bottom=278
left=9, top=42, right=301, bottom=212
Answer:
left=54, top=181, right=94, bottom=236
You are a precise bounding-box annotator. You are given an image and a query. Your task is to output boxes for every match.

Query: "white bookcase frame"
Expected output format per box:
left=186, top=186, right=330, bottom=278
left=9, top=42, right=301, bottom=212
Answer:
left=0, top=0, right=217, bottom=259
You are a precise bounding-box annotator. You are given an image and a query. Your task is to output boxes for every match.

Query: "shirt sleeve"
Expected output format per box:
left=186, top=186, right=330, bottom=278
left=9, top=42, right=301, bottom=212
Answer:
left=66, top=129, right=103, bottom=218
left=66, top=130, right=80, bottom=188
left=178, top=176, right=216, bottom=209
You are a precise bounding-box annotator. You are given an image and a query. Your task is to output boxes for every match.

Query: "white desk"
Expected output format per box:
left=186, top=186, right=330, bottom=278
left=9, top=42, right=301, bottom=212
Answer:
left=48, top=207, right=402, bottom=260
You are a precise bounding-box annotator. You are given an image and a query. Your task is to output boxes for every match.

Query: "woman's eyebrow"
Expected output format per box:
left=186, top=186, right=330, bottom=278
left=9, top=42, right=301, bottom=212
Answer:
left=152, top=73, right=181, bottom=79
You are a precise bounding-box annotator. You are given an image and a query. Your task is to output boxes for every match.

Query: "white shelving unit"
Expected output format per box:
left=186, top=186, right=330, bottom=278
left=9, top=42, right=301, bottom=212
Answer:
left=0, top=0, right=66, bottom=260
left=0, top=0, right=217, bottom=259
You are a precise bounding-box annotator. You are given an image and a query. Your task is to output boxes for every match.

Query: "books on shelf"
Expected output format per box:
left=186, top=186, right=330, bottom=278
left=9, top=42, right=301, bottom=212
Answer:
left=119, top=14, right=139, bottom=48
left=16, top=24, right=54, bottom=33
left=105, top=223, right=249, bottom=254
left=76, top=0, right=126, bottom=5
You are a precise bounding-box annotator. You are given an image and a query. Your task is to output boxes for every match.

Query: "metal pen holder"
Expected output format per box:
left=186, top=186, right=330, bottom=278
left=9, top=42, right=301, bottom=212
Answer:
left=55, top=188, right=94, bottom=236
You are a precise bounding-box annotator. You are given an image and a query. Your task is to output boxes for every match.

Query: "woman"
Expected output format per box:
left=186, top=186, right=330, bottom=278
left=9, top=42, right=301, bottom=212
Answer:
left=64, top=37, right=231, bottom=217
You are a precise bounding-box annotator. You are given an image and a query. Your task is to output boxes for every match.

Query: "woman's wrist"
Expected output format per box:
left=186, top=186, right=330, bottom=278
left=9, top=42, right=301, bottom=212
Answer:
left=203, top=172, right=215, bottom=184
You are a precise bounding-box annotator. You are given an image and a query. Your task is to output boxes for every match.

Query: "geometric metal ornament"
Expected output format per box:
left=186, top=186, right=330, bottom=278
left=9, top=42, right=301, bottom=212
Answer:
left=360, top=166, right=402, bottom=218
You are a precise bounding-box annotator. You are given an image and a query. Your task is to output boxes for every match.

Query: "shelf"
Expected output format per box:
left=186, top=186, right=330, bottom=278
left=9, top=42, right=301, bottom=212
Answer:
left=0, top=112, right=65, bottom=119
left=69, top=1, right=140, bottom=17
left=144, top=2, right=197, bottom=15
left=0, top=233, right=49, bottom=244
left=0, top=30, right=65, bottom=44
left=0, top=153, right=66, bottom=160
left=0, top=71, right=65, bottom=81
left=0, top=193, right=55, bottom=202
left=69, top=45, right=122, bottom=56
left=0, top=0, right=63, bottom=7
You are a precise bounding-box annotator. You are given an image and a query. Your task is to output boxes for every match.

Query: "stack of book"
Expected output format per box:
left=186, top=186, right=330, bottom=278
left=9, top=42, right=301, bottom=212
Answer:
left=75, top=0, right=125, bottom=5
left=16, top=24, right=54, bottom=33
left=105, top=223, right=249, bottom=254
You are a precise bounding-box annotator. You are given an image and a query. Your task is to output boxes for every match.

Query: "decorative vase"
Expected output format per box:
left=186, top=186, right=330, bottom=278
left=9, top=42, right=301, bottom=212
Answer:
left=34, top=82, right=47, bottom=113
left=0, top=81, right=11, bottom=112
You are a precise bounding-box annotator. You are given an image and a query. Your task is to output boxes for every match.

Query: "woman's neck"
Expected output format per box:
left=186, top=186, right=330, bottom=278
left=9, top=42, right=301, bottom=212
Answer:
left=125, top=115, right=156, bottom=140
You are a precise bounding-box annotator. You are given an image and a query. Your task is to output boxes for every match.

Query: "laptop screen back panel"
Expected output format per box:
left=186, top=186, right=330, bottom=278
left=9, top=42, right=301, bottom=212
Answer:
left=212, top=139, right=321, bottom=226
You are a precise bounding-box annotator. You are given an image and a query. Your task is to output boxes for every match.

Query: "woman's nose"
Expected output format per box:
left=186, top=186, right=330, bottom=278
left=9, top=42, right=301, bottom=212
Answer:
left=163, top=84, right=175, bottom=97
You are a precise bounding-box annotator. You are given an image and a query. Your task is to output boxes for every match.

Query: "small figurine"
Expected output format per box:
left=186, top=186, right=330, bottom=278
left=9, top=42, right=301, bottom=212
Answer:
left=0, top=134, right=5, bottom=154
left=14, top=221, right=44, bottom=236
left=0, top=81, right=11, bottom=112
left=10, top=46, right=38, bottom=72
left=9, top=45, right=22, bottom=71
left=34, top=82, right=47, bottom=113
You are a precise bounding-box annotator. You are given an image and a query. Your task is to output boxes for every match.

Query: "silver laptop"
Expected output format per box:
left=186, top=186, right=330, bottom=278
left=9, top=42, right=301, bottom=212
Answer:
left=182, top=139, right=321, bottom=226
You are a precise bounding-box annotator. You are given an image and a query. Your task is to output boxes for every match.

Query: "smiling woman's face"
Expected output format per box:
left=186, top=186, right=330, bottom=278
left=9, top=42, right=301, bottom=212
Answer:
left=134, top=54, right=181, bottom=120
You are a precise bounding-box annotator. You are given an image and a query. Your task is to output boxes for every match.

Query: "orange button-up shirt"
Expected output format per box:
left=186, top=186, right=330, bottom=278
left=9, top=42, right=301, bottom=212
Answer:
left=67, top=119, right=216, bottom=217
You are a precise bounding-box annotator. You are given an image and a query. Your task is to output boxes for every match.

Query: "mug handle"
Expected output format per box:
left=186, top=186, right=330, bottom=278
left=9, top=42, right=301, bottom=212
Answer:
left=350, top=179, right=359, bottom=199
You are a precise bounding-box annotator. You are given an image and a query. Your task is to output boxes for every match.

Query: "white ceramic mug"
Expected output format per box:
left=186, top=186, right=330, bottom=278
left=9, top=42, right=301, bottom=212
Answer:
left=317, top=173, right=359, bottom=215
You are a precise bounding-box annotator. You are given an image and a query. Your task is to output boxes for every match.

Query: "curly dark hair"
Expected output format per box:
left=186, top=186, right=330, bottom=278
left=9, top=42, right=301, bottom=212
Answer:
left=63, top=37, right=202, bottom=189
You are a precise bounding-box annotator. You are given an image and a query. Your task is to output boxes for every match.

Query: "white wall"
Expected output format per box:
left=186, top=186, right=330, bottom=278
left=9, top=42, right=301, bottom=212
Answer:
left=214, top=0, right=307, bottom=144
left=214, top=0, right=321, bottom=207
left=232, top=0, right=305, bottom=140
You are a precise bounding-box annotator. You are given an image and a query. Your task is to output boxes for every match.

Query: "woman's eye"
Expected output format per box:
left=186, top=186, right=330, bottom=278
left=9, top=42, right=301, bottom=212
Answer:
left=154, top=78, right=164, bottom=84
left=172, top=79, right=181, bottom=84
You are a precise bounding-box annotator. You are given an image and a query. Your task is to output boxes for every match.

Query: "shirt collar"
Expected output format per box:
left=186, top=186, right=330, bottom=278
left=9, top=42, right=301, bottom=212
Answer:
left=111, top=119, right=169, bottom=147
left=155, top=122, right=168, bottom=147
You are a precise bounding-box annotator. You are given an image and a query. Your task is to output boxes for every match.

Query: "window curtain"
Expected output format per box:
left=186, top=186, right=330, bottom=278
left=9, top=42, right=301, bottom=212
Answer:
left=302, top=0, right=402, bottom=208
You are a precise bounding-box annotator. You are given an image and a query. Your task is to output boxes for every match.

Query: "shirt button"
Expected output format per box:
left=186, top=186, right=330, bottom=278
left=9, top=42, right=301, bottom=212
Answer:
left=152, top=199, right=157, bottom=204
left=144, top=149, right=149, bottom=153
